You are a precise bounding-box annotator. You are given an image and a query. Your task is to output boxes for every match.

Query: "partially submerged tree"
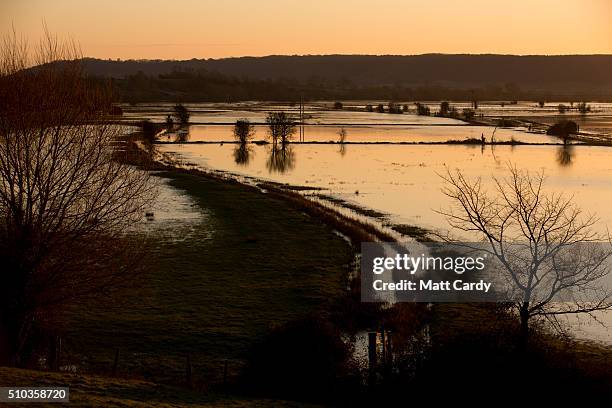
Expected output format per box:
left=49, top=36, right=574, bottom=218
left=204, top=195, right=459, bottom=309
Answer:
left=387, top=101, right=402, bottom=114
left=173, top=103, right=190, bottom=126
left=439, top=101, right=450, bottom=116
left=415, top=103, right=430, bottom=116
left=233, top=118, right=256, bottom=144
left=139, top=119, right=161, bottom=145
left=462, top=108, right=475, bottom=121
left=439, top=166, right=612, bottom=348
left=165, top=114, right=174, bottom=130
left=547, top=120, right=579, bottom=144
left=577, top=102, right=591, bottom=114
left=266, top=112, right=296, bottom=147
left=0, top=30, right=154, bottom=366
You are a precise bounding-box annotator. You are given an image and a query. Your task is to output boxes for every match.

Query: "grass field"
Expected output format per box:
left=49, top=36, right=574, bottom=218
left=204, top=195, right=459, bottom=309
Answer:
left=59, top=169, right=355, bottom=386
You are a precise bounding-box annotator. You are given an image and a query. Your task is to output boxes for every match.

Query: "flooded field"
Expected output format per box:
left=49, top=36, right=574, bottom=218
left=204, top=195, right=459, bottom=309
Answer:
left=161, top=143, right=612, bottom=235
left=135, top=102, right=612, bottom=344
left=161, top=124, right=559, bottom=144
left=122, top=101, right=612, bottom=137
left=138, top=175, right=212, bottom=242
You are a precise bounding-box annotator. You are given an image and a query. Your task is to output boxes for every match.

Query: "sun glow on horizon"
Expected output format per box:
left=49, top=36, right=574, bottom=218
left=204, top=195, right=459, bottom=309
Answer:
left=1, top=0, right=611, bottom=60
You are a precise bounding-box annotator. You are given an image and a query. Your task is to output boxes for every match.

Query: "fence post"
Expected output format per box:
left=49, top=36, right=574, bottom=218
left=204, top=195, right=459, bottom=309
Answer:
left=112, top=348, right=120, bottom=377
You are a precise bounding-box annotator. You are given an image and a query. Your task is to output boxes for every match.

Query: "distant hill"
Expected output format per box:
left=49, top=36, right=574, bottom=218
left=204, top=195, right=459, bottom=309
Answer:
left=79, top=54, right=612, bottom=101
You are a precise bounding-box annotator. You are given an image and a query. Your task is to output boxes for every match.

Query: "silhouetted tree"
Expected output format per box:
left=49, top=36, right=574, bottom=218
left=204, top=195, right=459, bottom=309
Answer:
left=440, top=101, right=450, bottom=116
left=577, top=102, right=591, bottom=114
left=387, top=101, right=402, bottom=114
left=173, top=103, right=190, bottom=125
left=0, top=30, right=154, bottom=366
left=233, top=119, right=256, bottom=144
left=165, top=114, right=174, bottom=130
left=547, top=120, right=579, bottom=144
left=139, top=119, right=162, bottom=154
left=462, top=108, right=475, bottom=121
left=440, top=166, right=612, bottom=349
left=415, top=103, right=430, bottom=116
left=266, top=112, right=296, bottom=146
left=333, top=101, right=343, bottom=109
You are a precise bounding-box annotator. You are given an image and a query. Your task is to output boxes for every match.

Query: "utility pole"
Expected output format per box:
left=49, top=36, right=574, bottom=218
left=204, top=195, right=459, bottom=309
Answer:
left=299, top=95, right=304, bottom=141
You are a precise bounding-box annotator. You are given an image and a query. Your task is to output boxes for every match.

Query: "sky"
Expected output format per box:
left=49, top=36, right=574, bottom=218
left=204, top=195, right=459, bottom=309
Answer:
left=2, top=0, right=611, bottom=60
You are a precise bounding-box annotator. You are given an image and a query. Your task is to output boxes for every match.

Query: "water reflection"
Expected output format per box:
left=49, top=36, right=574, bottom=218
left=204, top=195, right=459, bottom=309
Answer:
left=266, top=146, right=295, bottom=173
left=162, top=143, right=612, bottom=237
left=233, top=144, right=253, bottom=165
left=556, top=145, right=575, bottom=167
left=175, top=127, right=190, bottom=142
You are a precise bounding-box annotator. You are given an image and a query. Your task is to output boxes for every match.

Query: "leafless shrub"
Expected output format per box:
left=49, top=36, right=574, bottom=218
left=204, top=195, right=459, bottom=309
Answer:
left=0, top=28, right=155, bottom=366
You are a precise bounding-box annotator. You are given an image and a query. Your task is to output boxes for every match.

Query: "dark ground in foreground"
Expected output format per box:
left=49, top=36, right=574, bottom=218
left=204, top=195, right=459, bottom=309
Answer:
left=59, top=170, right=354, bottom=386
left=3, top=167, right=611, bottom=404
left=0, top=367, right=320, bottom=407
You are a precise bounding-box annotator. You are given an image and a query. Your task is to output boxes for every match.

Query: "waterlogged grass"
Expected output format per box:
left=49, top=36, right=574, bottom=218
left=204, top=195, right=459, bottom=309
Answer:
left=388, top=224, right=431, bottom=241
left=61, top=170, right=354, bottom=386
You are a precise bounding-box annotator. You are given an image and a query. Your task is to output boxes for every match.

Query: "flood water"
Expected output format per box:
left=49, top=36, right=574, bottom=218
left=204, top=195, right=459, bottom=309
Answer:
left=122, top=100, right=612, bottom=136
left=161, top=143, right=612, bottom=236
left=162, top=124, right=559, bottom=144
left=127, top=102, right=612, bottom=344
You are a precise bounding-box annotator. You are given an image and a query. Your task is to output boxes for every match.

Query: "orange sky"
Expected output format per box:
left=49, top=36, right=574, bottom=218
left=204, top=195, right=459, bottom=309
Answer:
left=2, top=0, right=611, bottom=59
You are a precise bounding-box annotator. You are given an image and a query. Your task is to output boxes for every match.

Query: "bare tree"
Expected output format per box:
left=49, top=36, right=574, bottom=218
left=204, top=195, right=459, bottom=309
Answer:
left=439, top=166, right=612, bottom=347
left=233, top=118, right=256, bottom=144
left=173, top=103, right=190, bottom=126
left=266, top=112, right=296, bottom=147
left=0, top=30, right=154, bottom=366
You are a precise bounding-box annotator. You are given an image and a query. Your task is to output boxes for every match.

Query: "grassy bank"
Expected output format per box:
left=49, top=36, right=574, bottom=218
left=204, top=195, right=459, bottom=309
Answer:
left=59, top=169, right=355, bottom=386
